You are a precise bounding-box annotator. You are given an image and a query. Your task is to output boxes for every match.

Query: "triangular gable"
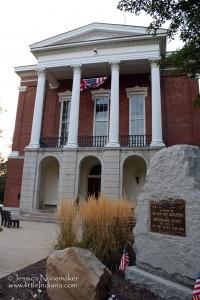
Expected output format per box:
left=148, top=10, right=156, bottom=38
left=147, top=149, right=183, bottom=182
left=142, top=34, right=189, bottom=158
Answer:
left=30, top=22, right=167, bottom=50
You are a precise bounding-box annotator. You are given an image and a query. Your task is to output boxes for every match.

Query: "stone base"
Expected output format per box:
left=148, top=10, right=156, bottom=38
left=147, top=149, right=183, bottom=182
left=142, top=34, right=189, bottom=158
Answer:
left=125, top=266, right=192, bottom=300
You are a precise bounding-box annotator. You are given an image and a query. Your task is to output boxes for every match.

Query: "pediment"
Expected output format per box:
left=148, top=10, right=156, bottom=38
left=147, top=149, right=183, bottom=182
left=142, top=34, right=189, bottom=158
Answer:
left=30, top=22, right=167, bottom=51
left=59, top=30, right=132, bottom=44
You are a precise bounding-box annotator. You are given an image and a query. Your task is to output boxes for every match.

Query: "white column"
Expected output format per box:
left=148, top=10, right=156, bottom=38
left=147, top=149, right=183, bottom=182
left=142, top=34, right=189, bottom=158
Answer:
left=27, top=68, right=46, bottom=148
left=65, top=65, right=81, bottom=148
left=106, top=61, right=120, bottom=147
left=150, top=62, right=165, bottom=147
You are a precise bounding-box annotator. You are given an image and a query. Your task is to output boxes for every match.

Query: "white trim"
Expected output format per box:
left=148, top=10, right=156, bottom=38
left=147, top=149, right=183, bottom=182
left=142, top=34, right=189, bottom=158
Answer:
left=92, top=89, right=110, bottom=136
left=15, top=65, right=36, bottom=73
left=37, top=50, right=161, bottom=70
left=32, top=34, right=164, bottom=53
left=21, top=79, right=37, bottom=83
left=91, top=89, right=110, bottom=101
left=30, top=22, right=167, bottom=50
left=58, top=101, right=63, bottom=138
left=58, top=90, right=72, bottom=102
left=47, top=72, right=59, bottom=89
left=126, top=86, right=148, bottom=97
left=8, top=151, right=24, bottom=159
left=126, top=87, right=147, bottom=136
left=18, top=86, right=27, bottom=92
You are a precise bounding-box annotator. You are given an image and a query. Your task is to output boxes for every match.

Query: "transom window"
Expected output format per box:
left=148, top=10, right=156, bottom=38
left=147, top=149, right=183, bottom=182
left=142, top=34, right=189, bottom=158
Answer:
left=130, top=95, right=145, bottom=135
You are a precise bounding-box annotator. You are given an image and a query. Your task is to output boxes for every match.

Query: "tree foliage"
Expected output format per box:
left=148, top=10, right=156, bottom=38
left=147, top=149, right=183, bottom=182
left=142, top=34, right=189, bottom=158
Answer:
left=0, top=107, right=7, bottom=203
left=0, top=158, right=7, bottom=204
left=117, top=0, right=200, bottom=80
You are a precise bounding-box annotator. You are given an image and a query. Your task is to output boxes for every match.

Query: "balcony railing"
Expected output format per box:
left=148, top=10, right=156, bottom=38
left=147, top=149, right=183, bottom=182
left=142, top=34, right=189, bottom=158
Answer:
left=120, top=135, right=151, bottom=147
left=40, top=137, right=66, bottom=148
left=40, top=135, right=151, bottom=148
left=78, top=136, right=108, bottom=147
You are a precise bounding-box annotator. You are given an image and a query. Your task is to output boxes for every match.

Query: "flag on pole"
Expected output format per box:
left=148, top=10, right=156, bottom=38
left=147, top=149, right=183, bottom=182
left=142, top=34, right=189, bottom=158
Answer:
left=192, top=273, right=200, bottom=300
left=119, top=247, right=129, bottom=272
left=80, top=77, right=107, bottom=91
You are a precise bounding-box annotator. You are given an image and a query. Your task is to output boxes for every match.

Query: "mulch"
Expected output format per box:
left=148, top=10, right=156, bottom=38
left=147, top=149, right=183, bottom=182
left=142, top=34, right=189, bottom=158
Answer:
left=0, top=258, right=165, bottom=300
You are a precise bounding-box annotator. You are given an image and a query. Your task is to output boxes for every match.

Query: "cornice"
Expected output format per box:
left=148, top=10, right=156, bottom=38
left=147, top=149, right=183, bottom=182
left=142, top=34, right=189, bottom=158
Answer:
left=126, top=86, right=148, bottom=98
left=15, top=65, right=37, bottom=78
left=58, top=90, right=72, bottom=102
left=16, top=70, right=37, bottom=78
left=91, top=89, right=111, bottom=100
left=33, top=38, right=162, bottom=58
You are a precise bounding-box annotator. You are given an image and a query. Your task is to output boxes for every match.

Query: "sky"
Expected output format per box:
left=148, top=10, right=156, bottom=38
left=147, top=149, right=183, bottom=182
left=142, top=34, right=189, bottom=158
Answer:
left=0, top=0, right=183, bottom=158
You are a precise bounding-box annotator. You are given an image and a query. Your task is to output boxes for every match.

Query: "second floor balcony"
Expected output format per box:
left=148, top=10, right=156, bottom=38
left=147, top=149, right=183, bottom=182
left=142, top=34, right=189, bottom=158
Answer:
left=40, top=134, right=151, bottom=149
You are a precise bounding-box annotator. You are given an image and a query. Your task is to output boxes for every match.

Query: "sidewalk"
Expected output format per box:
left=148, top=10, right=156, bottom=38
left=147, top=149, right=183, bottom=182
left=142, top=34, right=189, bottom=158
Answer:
left=0, top=221, right=57, bottom=278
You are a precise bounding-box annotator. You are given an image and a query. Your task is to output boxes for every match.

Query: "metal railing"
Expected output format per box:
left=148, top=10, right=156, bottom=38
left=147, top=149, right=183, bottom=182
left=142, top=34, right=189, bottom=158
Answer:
left=78, top=135, right=108, bottom=147
left=40, top=137, right=66, bottom=148
left=40, top=135, right=151, bottom=148
left=120, top=135, right=151, bottom=147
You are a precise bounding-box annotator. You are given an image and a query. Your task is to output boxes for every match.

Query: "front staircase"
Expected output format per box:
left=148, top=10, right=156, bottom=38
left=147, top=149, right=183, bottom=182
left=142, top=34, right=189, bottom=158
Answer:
left=20, top=210, right=57, bottom=223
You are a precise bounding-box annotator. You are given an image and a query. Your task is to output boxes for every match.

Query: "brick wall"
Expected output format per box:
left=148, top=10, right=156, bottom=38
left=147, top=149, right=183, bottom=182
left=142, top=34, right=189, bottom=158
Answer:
left=41, top=87, right=61, bottom=138
left=12, top=77, right=37, bottom=156
left=161, top=73, right=200, bottom=146
left=4, top=159, right=24, bottom=207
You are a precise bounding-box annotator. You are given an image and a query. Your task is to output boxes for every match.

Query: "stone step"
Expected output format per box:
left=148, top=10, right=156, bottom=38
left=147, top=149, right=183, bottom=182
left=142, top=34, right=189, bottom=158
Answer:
left=20, top=211, right=58, bottom=223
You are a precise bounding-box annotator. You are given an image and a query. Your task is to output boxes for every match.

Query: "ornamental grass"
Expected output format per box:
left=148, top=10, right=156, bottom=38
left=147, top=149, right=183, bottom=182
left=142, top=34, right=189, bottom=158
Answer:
left=55, top=195, right=135, bottom=271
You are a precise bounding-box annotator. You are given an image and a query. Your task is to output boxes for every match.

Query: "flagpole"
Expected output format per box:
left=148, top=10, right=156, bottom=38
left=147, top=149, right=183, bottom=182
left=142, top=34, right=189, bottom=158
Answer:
left=123, top=12, right=127, bottom=25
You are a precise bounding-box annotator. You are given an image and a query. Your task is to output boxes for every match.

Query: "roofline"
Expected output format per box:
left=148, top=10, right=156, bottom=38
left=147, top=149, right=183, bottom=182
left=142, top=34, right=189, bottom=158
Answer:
left=30, top=22, right=167, bottom=49
left=15, top=65, right=37, bottom=75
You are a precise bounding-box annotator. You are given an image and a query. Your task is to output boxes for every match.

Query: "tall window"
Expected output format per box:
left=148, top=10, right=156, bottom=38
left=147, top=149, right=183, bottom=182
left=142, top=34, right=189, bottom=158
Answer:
left=59, top=91, right=72, bottom=145
left=61, top=101, right=71, bottom=143
left=126, top=87, right=147, bottom=136
left=130, top=95, right=145, bottom=135
left=94, top=97, right=109, bottom=136
left=92, top=90, right=110, bottom=136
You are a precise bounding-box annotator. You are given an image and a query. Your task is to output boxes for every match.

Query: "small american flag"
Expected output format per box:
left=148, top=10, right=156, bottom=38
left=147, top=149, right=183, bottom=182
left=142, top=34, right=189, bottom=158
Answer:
left=193, top=273, right=200, bottom=300
left=80, top=77, right=107, bottom=91
left=119, top=247, right=129, bottom=272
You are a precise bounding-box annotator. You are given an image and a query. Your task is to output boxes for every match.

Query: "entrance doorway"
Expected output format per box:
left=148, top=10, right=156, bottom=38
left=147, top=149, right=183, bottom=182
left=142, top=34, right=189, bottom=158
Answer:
left=38, top=156, right=59, bottom=209
left=78, top=156, right=101, bottom=199
left=122, top=155, right=147, bottom=204
left=87, top=165, right=101, bottom=198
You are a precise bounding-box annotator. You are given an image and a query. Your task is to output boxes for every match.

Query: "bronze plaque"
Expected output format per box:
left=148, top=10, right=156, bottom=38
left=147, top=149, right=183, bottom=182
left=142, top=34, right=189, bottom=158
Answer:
left=150, top=200, right=186, bottom=237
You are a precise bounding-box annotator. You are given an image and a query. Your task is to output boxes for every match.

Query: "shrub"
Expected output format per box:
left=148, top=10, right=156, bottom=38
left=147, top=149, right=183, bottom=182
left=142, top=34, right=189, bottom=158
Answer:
left=56, top=196, right=135, bottom=272
left=55, top=200, right=77, bottom=249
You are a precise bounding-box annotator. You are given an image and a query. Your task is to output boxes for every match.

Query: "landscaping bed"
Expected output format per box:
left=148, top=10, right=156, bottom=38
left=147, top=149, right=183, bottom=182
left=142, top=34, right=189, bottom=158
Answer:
left=0, top=258, right=165, bottom=300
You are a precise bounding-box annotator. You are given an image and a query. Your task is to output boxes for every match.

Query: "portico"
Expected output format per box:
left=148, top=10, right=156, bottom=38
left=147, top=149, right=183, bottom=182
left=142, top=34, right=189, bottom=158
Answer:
left=27, top=60, right=165, bottom=150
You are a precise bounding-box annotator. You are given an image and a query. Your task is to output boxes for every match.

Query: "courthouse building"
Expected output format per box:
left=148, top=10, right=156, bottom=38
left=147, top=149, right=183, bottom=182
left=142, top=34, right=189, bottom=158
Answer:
left=4, top=23, right=199, bottom=211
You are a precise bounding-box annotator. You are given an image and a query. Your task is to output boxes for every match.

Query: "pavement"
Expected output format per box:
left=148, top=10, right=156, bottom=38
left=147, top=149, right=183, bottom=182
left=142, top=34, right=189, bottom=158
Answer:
left=0, top=221, right=57, bottom=278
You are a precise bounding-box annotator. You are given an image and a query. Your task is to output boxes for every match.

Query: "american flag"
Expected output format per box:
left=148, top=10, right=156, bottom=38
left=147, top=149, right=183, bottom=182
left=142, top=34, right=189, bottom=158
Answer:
left=80, top=77, right=107, bottom=91
left=193, top=273, right=200, bottom=300
left=119, top=247, right=129, bottom=272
